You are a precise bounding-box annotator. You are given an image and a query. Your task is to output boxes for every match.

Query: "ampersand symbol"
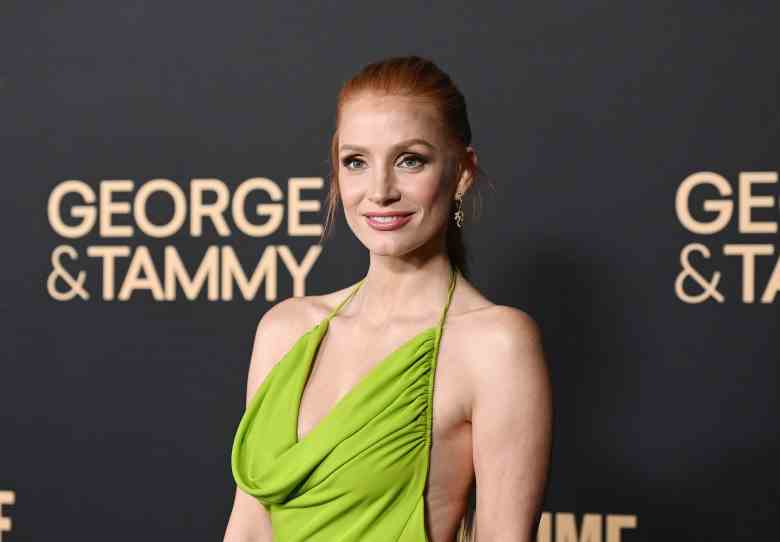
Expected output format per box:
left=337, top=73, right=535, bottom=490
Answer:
left=47, top=245, right=90, bottom=301
left=674, top=243, right=725, bottom=303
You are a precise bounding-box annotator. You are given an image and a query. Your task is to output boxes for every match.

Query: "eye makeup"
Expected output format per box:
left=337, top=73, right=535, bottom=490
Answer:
left=340, top=152, right=430, bottom=171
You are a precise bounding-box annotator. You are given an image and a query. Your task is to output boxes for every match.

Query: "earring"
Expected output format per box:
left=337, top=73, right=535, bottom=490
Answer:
left=453, top=192, right=464, bottom=228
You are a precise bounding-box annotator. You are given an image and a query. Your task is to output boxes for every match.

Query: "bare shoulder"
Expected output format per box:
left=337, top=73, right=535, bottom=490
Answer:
left=469, top=304, right=544, bottom=360
left=447, top=275, right=545, bottom=371
left=463, top=304, right=548, bottom=394
left=243, top=283, right=358, bottom=403
left=445, top=276, right=548, bottom=417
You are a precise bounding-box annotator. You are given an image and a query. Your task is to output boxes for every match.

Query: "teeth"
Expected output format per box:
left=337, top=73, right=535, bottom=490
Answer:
left=371, top=215, right=404, bottom=223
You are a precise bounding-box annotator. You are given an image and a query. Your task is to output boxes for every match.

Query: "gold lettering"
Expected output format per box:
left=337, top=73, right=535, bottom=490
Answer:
left=606, top=514, right=637, bottom=542
left=537, top=512, right=552, bottom=542
left=47, top=180, right=97, bottom=238
left=134, top=179, right=187, bottom=238
left=221, top=245, right=278, bottom=301
left=762, top=254, right=780, bottom=303
left=277, top=245, right=322, bottom=297
left=0, top=490, right=15, bottom=539
left=676, top=172, right=733, bottom=234
left=232, top=177, right=284, bottom=237
left=164, top=246, right=220, bottom=300
left=288, top=177, right=324, bottom=236
left=555, top=512, right=601, bottom=542
left=190, top=179, right=230, bottom=236
left=100, top=180, right=134, bottom=237
left=723, top=244, right=775, bottom=302
left=739, top=172, right=778, bottom=233
left=118, top=246, right=165, bottom=300
left=86, top=245, right=131, bottom=300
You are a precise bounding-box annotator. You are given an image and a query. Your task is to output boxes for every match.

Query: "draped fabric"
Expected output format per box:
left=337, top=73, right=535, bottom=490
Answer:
left=231, top=266, right=457, bottom=541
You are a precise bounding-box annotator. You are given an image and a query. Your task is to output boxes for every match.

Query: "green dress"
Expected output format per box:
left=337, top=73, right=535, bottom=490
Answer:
left=231, top=265, right=457, bottom=541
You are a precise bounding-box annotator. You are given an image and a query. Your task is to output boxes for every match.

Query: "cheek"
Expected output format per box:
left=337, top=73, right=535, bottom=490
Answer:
left=415, top=176, right=451, bottom=215
left=415, top=182, right=440, bottom=205
left=338, top=181, right=362, bottom=208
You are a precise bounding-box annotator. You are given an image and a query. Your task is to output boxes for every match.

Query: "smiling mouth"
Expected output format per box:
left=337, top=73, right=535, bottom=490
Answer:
left=363, top=211, right=415, bottom=218
left=363, top=212, right=415, bottom=229
left=366, top=214, right=411, bottom=223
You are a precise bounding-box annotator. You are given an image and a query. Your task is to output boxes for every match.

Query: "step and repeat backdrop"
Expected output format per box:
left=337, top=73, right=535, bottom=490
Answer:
left=2, top=2, right=778, bottom=541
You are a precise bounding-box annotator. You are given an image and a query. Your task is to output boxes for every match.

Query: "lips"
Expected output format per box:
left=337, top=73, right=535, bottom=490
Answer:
left=364, top=212, right=414, bottom=231
left=363, top=211, right=415, bottom=217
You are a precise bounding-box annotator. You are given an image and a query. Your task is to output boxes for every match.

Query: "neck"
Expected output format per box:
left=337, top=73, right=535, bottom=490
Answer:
left=349, top=256, right=454, bottom=330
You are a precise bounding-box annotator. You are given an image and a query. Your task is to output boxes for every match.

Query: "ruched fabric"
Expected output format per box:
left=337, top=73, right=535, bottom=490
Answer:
left=231, top=265, right=457, bottom=541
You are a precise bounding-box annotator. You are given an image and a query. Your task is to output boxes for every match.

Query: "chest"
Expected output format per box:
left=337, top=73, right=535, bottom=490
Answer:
left=298, top=329, right=473, bottom=488
left=294, top=322, right=475, bottom=534
left=297, top=323, right=472, bottom=449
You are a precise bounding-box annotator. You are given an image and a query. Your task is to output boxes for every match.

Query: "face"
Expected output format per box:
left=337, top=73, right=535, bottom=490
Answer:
left=336, top=92, right=471, bottom=259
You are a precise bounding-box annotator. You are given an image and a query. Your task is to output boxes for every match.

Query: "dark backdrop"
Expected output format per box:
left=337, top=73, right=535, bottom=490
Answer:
left=2, top=2, right=778, bottom=540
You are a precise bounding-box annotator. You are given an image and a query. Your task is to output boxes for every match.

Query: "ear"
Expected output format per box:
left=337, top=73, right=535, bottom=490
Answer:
left=455, top=145, right=478, bottom=196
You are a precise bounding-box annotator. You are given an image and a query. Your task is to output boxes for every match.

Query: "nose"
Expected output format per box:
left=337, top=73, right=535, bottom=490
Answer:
left=367, top=163, right=401, bottom=205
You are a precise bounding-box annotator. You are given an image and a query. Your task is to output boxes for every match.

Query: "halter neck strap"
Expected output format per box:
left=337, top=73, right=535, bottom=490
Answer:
left=326, top=265, right=458, bottom=328
left=438, top=264, right=457, bottom=329
left=326, top=278, right=364, bottom=320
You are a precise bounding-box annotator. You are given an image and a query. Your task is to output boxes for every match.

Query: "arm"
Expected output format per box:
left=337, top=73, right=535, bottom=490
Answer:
left=470, top=308, right=553, bottom=542
left=223, top=487, right=272, bottom=542
left=224, top=298, right=303, bottom=542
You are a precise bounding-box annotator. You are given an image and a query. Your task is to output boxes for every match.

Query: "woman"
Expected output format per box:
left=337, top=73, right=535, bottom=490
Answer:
left=224, top=55, right=552, bottom=541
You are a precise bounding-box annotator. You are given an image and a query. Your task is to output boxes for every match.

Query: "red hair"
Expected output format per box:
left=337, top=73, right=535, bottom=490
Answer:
left=320, top=55, right=491, bottom=279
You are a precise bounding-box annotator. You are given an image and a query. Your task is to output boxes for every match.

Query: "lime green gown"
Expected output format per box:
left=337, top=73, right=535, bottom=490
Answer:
left=231, top=266, right=457, bottom=541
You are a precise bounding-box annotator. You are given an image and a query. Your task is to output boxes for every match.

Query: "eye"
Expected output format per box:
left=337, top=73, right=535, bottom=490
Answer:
left=341, top=156, right=365, bottom=170
left=398, top=154, right=427, bottom=169
left=340, top=153, right=428, bottom=171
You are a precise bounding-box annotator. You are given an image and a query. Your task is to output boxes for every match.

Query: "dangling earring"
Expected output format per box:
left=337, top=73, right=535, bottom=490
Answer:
left=453, top=192, right=464, bottom=228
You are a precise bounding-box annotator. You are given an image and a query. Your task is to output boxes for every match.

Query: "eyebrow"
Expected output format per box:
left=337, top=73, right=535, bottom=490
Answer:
left=339, top=138, right=437, bottom=153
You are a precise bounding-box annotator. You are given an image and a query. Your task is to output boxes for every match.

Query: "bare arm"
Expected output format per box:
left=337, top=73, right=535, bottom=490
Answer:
left=470, top=308, right=553, bottom=541
left=223, top=298, right=304, bottom=542
left=223, top=487, right=272, bottom=542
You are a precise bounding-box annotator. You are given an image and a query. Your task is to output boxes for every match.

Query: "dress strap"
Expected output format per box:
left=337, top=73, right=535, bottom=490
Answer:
left=327, top=264, right=457, bottom=325
left=437, top=264, right=458, bottom=330
left=326, top=278, right=365, bottom=321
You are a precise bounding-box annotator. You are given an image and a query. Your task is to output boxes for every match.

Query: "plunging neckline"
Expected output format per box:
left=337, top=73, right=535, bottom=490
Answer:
left=294, top=322, right=437, bottom=443
left=294, top=267, right=456, bottom=445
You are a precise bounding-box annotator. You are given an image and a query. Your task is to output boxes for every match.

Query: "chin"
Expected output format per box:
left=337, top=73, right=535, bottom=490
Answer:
left=364, top=233, right=430, bottom=258
left=346, top=215, right=434, bottom=256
